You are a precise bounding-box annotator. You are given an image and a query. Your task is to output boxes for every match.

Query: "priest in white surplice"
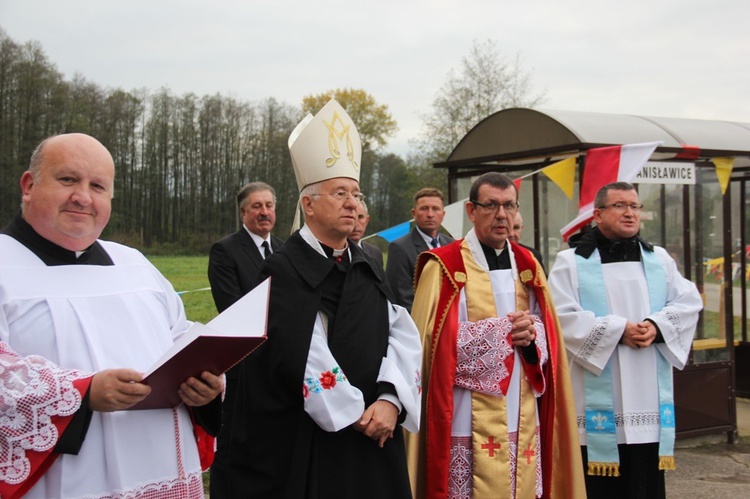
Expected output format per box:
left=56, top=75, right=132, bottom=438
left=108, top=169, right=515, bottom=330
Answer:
left=548, top=182, right=702, bottom=499
left=0, top=134, right=223, bottom=498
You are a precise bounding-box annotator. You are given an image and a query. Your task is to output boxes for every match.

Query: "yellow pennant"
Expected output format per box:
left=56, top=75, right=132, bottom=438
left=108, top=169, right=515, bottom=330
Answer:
left=711, top=157, right=734, bottom=195
left=541, top=157, right=576, bottom=199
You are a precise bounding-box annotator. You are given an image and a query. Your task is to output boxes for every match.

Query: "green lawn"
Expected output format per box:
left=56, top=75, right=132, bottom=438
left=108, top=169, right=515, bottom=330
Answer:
left=147, top=255, right=218, bottom=324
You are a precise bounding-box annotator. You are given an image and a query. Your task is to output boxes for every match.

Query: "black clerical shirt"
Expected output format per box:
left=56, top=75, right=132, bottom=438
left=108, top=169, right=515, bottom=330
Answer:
left=2, top=213, right=113, bottom=266
left=573, top=226, right=653, bottom=264
left=480, top=241, right=512, bottom=271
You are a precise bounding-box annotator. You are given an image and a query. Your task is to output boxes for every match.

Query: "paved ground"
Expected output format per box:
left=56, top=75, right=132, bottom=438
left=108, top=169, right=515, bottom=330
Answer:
left=204, top=399, right=750, bottom=497
left=666, top=398, right=750, bottom=497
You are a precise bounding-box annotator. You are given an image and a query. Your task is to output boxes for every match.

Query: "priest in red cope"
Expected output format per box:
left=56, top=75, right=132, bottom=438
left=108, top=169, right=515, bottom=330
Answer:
left=407, top=172, right=584, bottom=498
left=0, top=133, right=223, bottom=499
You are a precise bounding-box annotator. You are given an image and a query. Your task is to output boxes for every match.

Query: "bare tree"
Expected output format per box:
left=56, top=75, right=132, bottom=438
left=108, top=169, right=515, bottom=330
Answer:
left=415, top=39, right=545, bottom=162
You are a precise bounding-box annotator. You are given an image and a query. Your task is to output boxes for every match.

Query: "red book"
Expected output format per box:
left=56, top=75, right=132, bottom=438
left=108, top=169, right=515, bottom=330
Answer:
left=129, top=278, right=270, bottom=410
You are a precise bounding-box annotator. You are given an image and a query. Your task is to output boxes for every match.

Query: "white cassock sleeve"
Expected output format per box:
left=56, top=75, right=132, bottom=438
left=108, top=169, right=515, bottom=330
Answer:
left=302, top=302, right=423, bottom=434
left=648, top=247, right=702, bottom=369
left=376, top=302, right=422, bottom=433
left=302, top=313, right=365, bottom=432
left=548, top=250, right=628, bottom=376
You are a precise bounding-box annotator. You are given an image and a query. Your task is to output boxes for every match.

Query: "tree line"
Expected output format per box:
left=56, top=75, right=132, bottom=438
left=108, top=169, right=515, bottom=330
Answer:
left=0, top=30, right=542, bottom=253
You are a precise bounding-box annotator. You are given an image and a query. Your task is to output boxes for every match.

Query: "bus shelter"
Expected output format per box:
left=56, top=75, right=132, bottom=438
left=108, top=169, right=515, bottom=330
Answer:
left=437, top=108, right=750, bottom=441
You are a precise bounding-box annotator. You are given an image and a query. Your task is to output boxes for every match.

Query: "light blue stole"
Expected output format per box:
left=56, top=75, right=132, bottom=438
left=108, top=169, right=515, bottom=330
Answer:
left=576, top=246, right=676, bottom=476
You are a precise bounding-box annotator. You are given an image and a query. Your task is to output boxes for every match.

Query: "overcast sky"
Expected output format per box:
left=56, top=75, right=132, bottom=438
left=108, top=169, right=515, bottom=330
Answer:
left=2, top=0, right=748, bottom=156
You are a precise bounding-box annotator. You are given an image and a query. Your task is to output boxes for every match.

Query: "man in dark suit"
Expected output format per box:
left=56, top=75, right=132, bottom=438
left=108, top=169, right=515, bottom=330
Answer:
left=208, top=182, right=284, bottom=313
left=207, top=181, right=283, bottom=498
left=386, top=187, right=454, bottom=311
left=510, top=211, right=546, bottom=273
left=350, top=200, right=383, bottom=267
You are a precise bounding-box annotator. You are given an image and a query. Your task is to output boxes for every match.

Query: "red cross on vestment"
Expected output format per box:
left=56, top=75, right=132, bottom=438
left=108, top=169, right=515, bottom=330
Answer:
left=481, top=436, right=501, bottom=457
left=523, top=443, right=536, bottom=464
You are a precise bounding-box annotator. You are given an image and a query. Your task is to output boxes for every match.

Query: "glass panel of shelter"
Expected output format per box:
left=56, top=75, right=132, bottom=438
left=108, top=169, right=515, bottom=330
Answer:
left=688, top=171, right=728, bottom=364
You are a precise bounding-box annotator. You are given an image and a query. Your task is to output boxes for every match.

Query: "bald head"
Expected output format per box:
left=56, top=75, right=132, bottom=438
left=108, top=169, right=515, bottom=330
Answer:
left=509, top=212, right=524, bottom=243
left=21, top=133, right=115, bottom=251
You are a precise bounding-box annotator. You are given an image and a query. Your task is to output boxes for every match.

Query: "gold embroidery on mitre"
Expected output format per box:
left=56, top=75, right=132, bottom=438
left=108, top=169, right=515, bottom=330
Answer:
left=454, top=271, right=467, bottom=283
left=324, top=111, right=359, bottom=170
left=519, top=269, right=533, bottom=285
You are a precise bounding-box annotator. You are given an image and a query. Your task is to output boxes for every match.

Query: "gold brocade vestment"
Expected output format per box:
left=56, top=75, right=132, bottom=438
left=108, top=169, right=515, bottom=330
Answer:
left=406, top=237, right=586, bottom=499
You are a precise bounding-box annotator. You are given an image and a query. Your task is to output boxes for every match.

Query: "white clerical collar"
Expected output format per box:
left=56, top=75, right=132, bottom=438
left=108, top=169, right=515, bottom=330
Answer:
left=300, top=224, right=350, bottom=259
left=464, top=228, right=518, bottom=280
left=331, top=246, right=347, bottom=259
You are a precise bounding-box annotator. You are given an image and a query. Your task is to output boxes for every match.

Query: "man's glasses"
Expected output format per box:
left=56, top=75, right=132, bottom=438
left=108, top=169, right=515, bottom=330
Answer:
left=597, top=203, right=643, bottom=213
left=312, top=190, right=366, bottom=203
left=470, top=199, right=519, bottom=215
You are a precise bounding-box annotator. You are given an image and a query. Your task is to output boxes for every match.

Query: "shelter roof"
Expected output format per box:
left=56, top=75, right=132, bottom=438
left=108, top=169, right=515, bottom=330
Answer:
left=439, top=108, right=750, bottom=173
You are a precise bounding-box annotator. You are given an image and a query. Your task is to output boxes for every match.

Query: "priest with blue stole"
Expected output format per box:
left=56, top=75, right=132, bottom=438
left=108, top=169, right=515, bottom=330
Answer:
left=548, top=181, right=702, bottom=498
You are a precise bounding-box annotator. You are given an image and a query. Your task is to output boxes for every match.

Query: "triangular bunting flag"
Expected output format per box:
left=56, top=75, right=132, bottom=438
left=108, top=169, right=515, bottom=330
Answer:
left=541, top=157, right=576, bottom=199
left=712, top=157, right=734, bottom=195
left=561, top=141, right=661, bottom=241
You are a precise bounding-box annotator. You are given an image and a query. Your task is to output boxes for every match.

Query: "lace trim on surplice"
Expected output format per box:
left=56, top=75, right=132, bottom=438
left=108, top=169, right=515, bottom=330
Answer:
left=81, top=471, right=204, bottom=499
left=577, top=411, right=661, bottom=432
left=0, top=343, right=89, bottom=485
left=456, top=318, right=514, bottom=396
left=449, top=435, right=472, bottom=499
left=577, top=317, right=609, bottom=363
left=664, top=307, right=689, bottom=357
left=530, top=317, right=548, bottom=397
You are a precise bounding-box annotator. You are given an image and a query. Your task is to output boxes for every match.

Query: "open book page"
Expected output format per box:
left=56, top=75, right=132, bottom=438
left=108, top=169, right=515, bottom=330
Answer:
left=143, top=277, right=270, bottom=377
left=206, top=276, right=270, bottom=335
left=130, top=278, right=270, bottom=409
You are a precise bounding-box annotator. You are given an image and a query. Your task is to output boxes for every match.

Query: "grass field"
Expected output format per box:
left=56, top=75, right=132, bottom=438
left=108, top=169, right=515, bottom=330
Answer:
left=147, top=255, right=218, bottom=324
left=149, top=254, right=750, bottom=344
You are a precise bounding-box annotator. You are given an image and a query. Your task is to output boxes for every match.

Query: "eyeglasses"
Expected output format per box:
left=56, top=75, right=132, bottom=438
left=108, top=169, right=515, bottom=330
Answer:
left=312, top=190, right=366, bottom=203
left=470, top=199, right=519, bottom=215
left=597, top=203, right=643, bottom=213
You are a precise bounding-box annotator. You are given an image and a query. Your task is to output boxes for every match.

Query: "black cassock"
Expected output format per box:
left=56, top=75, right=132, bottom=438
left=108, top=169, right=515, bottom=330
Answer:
left=224, top=231, right=412, bottom=499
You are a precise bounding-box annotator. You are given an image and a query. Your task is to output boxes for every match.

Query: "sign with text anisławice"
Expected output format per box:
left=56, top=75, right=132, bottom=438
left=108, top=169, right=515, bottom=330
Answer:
left=634, top=162, right=696, bottom=185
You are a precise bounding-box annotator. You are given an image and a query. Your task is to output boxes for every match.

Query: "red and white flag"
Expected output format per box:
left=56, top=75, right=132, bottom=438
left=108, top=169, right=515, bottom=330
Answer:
left=560, top=141, right=661, bottom=241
